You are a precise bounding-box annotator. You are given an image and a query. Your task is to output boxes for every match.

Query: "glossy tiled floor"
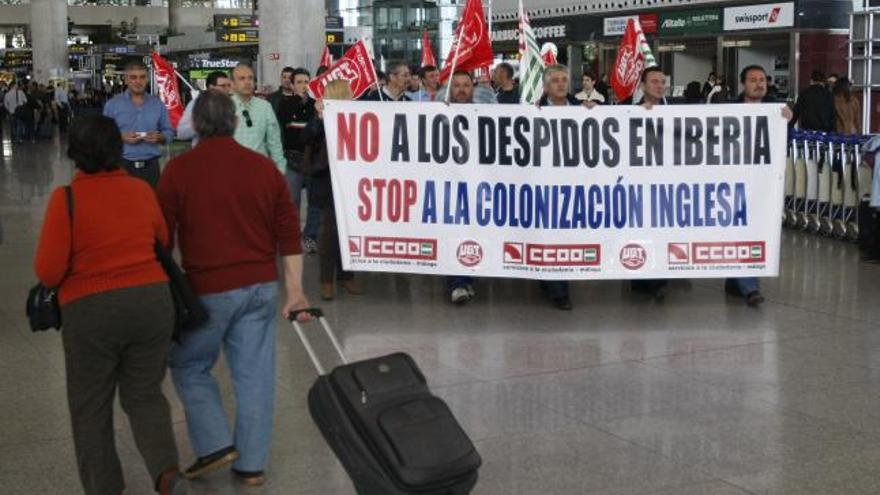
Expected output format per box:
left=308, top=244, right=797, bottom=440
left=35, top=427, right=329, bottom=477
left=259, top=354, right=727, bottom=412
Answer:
left=2, top=133, right=880, bottom=495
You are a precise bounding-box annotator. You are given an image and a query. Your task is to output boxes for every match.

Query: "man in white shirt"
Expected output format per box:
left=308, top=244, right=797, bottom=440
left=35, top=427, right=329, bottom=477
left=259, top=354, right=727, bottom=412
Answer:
left=574, top=72, right=605, bottom=105
left=54, top=82, right=70, bottom=133
left=177, top=71, right=233, bottom=146
left=3, top=81, right=28, bottom=144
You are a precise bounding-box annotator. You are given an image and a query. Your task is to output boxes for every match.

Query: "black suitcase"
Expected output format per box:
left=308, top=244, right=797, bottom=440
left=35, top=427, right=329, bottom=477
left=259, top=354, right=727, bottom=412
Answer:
left=290, top=309, right=481, bottom=495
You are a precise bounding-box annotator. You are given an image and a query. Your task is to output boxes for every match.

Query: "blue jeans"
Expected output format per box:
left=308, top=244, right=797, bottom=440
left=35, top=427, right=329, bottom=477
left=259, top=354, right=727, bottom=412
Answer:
left=540, top=280, right=570, bottom=299
left=728, top=277, right=760, bottom=296
left=286, top=169, right=321, bottom=240
left=169, top=282, right=279, bottom=472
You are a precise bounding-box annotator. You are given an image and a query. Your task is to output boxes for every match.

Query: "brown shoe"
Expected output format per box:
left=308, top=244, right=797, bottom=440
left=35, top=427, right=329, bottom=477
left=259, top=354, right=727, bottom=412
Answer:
left=156, top=467, right=188, bottom=495
left=320, top=283, right=335, bottom=301
left=232, top=468, right=265, bottom=487
left=340, top=280, right=364, bottom=295
left=183, top=446, right=239, bottom=480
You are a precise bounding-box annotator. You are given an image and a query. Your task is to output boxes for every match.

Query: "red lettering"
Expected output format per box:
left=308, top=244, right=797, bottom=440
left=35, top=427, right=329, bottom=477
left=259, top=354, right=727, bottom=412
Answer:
left=403, top=181, right=417, bottom=222
left=387, top=180, right=401, bottom=222
left=337, top=113, right=357, bottom=161
left=360, top=112, right=379, bottom=162
left=357, top=178, right=371, bottom=221
left=373, top=179, right=386, bottom=221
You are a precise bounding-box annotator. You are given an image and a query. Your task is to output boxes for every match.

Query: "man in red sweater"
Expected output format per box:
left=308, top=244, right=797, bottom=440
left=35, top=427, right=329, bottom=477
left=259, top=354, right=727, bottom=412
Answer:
left=157, top=90, right=310, bottom=487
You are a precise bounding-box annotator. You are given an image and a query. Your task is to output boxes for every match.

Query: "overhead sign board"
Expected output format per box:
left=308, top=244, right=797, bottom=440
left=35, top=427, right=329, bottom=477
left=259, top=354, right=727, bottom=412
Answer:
left=216, top=29, right=259, bottom=43
left=659, top=9, right=722, bottom=34
left=723, top=3, right=794, bottom=31
left=214, top=14, right=258, bottom=29
left=604, top=14, right=658, bottom=36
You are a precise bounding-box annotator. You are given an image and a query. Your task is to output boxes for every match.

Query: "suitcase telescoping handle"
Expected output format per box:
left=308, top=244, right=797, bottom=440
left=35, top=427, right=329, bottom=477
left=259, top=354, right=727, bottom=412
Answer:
left=288, top=308, right=349, bottom=375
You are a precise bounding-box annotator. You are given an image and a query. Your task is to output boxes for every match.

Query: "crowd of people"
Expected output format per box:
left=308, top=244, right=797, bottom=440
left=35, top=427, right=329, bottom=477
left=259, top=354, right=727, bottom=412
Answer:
left=28, top=55, right=860, bottom=495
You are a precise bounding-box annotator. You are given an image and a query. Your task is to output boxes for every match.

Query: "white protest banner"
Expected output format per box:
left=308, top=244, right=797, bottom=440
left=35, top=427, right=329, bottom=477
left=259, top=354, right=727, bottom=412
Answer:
left=325, top=101, right=786, bottom=280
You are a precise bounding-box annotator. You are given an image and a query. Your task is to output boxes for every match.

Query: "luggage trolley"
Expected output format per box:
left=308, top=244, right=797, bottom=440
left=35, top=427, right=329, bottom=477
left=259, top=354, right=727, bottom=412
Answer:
left=783, top=130, right=798, bottom=226
left=803, top=131, right=822, bottom=231
left=818, top=133, right=836, bottom=236
left=813, top=132, right=832, bottom=234
left=829, top=135, right=847, bottom=238
left=841, top=135, right=862, bottom=240
left=793, top=130, right=810, bottom=229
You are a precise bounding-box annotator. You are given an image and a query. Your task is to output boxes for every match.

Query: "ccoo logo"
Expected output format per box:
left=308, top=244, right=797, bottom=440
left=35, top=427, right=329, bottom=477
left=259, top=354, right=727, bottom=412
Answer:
left=620, top=243, right=647, bottom=270
left=457, top=240, right=483, bottom=267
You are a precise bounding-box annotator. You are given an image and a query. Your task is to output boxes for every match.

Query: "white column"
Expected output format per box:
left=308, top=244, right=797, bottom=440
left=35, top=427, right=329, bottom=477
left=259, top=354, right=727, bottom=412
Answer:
left=30, top=0, right=68, bottom=84
left=259, top=0, right=323, bottom=91
left=169, top=0, right=183, bottom=36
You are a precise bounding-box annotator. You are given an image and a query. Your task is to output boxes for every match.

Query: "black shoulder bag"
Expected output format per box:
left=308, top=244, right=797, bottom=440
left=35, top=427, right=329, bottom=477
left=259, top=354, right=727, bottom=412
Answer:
left=26, top=186, right=73, bottom=332
left=154, top=243, right=208, bottom=341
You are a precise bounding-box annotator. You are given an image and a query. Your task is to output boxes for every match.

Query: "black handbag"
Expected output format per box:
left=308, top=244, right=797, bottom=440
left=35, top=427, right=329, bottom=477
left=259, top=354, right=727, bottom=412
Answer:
left=154, top=243, right=208, bottom=341
left=26, top=186, right=73, bottom=332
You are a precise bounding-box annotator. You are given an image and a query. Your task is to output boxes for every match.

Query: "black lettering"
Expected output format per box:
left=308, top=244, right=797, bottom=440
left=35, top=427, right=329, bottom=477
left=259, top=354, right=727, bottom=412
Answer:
left=754, top=116, right=770, bottom=165
left=477, top=116, right=496, bottom=165
left=722, top=117, right=741, bottom=165
left=561, top=119, right=579, bottom=167
left=645, top=118, right=663, bottom=166
left=452, top=115, right=469, bottom=164
left=390, top=113, right=409, bottom=162
left=498, top=117, right=513, bottom=166
left=432, top=115, right=450, bottom=164
left=706, top=117, right=720, bottom=165
left=581, top=119, right=600, bottom=168
left=417, top=115, right=430, bottom=163
left=513, top=117, right=531, bottom=166
left=685, top=117, right=703, bottom=166
left=629, top=118, right=644, bottom=166
left=533, top=118, right=551, bottom=167
left=602, top=119, right=620, bottom=167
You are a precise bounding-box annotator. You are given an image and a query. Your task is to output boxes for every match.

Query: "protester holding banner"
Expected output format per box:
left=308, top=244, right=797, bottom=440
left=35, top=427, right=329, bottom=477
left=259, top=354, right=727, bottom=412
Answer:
left=103, top=61, right=174, bottom=188
left=361, top=61, right=412, bottom=102
left=302, top=80, right=363, bottom=300
left=406, top=66, right=440, bottom=102
left=631, top=66, right=671, bottom=302
left=720, top=64, right=792, bottom=306
left=446, top=71, right=479, bottom=304
left=535, top=64, right=577, bottom=310
left=493, top=63, right=519, bottom=105
left=230, top=63, right=286, bottom=174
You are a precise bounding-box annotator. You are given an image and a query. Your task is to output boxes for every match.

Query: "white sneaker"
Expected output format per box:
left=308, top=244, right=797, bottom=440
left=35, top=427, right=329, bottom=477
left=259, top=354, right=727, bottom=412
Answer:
left=450, top=287, right=471, bottom=305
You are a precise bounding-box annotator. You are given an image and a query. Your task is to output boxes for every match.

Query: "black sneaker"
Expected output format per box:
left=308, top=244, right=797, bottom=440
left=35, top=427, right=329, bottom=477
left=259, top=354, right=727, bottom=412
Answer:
left=184, top=446, right=239, bottom=480
left=746, top=290, right=765, bottom=307
left=551, top=296, right=573, bottom=311
left=232, top=468, right=265, bottom=486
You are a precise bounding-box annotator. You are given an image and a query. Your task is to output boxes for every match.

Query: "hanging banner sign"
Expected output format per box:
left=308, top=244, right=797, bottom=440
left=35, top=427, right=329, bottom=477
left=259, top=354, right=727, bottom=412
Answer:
left=324, top=101, right=787, bottom=280
left=659, top=9, right=722, bottom=34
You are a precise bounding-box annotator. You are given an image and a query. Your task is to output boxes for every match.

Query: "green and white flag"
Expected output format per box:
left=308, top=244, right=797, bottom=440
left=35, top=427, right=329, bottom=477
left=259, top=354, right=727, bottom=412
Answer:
left=518, top=0, right=544, bottom=104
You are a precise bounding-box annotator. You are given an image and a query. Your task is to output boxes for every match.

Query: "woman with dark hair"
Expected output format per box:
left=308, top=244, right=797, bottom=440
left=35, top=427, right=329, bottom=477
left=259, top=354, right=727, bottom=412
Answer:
left=833, top=77, right=861, bottom=135
left=302, top=80, right=363, bottom=300
left=33, top=115, right=186, bottom=495
left=683, top=81, right=703, bottom=103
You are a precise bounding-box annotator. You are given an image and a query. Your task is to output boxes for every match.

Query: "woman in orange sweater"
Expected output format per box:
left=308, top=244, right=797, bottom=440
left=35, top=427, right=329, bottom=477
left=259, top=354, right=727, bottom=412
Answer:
left=34, top=115, right=186, bottom=495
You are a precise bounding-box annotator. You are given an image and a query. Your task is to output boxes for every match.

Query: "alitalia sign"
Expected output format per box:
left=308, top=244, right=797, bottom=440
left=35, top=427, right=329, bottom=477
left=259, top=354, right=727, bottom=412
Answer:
left=658, top=9, right=721, bottom=34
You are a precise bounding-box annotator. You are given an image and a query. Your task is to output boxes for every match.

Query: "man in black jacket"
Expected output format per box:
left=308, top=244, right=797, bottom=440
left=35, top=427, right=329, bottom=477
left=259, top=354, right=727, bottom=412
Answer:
left=274, top=67, right=321, bottom=253
left=792, top=70, right=835, bottom=132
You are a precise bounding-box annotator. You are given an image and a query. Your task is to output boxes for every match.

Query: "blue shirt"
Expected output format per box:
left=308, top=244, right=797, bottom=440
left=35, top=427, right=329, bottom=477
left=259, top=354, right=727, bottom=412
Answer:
left=103, top=91, right=174, bottom=161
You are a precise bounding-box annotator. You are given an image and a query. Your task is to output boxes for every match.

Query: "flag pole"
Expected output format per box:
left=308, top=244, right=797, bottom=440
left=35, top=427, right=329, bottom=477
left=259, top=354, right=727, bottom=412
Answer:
left=443, top=26, right=466, bottom=104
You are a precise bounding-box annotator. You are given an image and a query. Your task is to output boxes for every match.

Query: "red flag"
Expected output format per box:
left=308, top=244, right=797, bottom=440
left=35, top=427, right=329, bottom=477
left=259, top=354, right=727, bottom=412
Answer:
left=439, top=0, right=493, bottom=83
left=308, top=40, right=378, bottom=100
left=319, top=45, right=333, bottom=69
left=421, top=30, right=437, bottom=68
left=610, top=19, right=647, bottom=101
left=150, top=52, right=184, bottom=129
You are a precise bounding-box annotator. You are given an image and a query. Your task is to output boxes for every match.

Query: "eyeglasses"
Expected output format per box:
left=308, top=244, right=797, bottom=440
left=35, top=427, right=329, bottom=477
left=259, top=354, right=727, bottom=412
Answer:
left=242, top=109, right=253, bottom=128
